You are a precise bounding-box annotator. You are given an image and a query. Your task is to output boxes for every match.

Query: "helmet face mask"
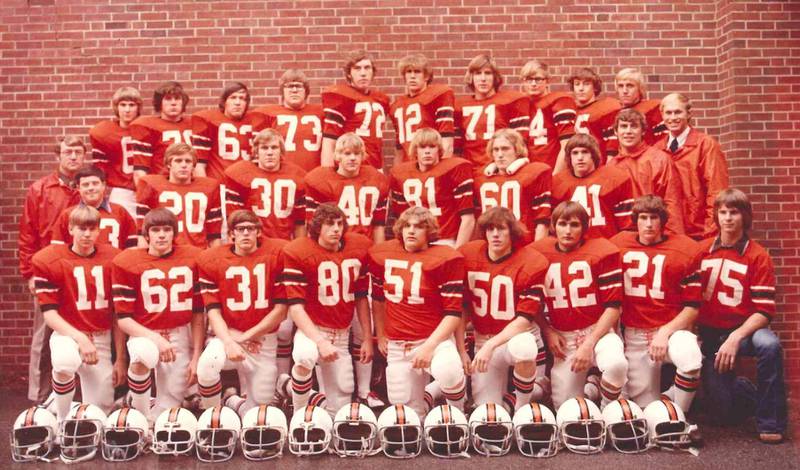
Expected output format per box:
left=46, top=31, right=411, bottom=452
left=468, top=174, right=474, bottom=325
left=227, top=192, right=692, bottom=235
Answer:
left=556, top=398, right=606, bottom=455
left=102, top=407, right=150, bottom=462
left=288, top=405, right=332, bottom=456
left=11, top=407, right=57, bottom=463
left=423, top=405, right=470, bottom=458
left=653, top=421, right=691, bottom=450
left=151, top=407, right=198, bottom=456
left=59, top=404, right=106, bottom=463
left=469, top=403, right=513, bottom=457
left=377, top=404, right=423, bottom=459
left=607, top=419, right=650, bottom=453
left=195, top=405, right=241, bottom=462
left=514, top=422, right=560, bottom=458
left=332, top=402, right=380, bottom=457
left=240, top=405, right=287, bottom=461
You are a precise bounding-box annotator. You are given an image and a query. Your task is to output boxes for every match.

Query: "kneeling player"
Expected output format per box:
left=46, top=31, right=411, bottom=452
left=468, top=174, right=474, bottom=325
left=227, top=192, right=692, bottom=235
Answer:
left=368, top=206, right=467, bottom=416
left=611, top=195, right=702, bottom=411
left=281, top=203, right=373, bottom=413
left=196, top=210, right=288, bottom=415
left=531, top=201, right=628, bottom=409
left=113, top=208, right=204, bottom=420
left=462, top=207, right=550, bottom=410
left=33, top=206, right=124, bottom=420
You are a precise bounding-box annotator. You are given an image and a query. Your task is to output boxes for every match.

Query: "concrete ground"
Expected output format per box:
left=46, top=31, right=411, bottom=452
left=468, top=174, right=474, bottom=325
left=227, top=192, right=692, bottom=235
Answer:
left=2, top=388, right=796, bottom=470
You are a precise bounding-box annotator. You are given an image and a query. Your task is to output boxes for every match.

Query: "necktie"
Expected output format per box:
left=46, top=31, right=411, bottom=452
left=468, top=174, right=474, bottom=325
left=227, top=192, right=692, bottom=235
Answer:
left=669, top=138, right=679, bottom=153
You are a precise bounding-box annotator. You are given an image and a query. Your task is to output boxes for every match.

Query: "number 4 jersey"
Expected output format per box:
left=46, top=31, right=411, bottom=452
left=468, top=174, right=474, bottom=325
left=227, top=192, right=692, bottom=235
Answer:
left=112, top=244, right=203, bottom=330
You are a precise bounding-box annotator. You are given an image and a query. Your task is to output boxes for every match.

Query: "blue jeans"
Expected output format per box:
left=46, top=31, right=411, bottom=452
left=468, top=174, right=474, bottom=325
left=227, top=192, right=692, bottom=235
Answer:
left=699, top=326, right=787, bottom=433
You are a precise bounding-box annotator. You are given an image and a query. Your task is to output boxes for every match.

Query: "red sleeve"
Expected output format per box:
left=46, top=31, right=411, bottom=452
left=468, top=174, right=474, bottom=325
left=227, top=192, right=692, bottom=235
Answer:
left=271, top=248, right=288, bottom=303
left=303, top=176, right=327, bottom=224
left=680, top=248, right=703, bottom=308
left=388, top=171, right=409, bottom=219
left=433, top=89, right=456, bottom=138
left=321, top=91, right=351, bottom=140
left=750, top=249, right=777, bottom=320
left=280, top=247, right=309, bottom=304
left=191, top=113, right=213, bottom=165
left=507, top=96, right=531, bottom=140
left=655, top=156, right=686, bottom=235
left=612, top=174, right=634, bottom=232
left=701, top=137, right=729, bottom=238
left=354, top=258, right=370, bottom=299
left=18, top=183, right=43, bottom=279
left=367, top=250, right=385, bottom=301
left=130, top=122, right=154, bottom=173
left=372, top=176, right=390, bottom=228
left=552, top=95, right=577, bottom=140
left=530, top=169, right=553, bottom=226
left=90, top=130, right=111, bottom=176
left=134, top=179, right=157, bottom=229
left=111, top=257, right=137, bottom=318
left=596, top=247, right=623, bottom=309
left=120, top=210, right=139, bottom=248
left=452, top=161, right=476, bottom=216
left=436, top=255, right=465, bottom=316
left=222, top=171, right=245, bottom=219
left=32, top=252, right=60, bottom=311
left=291, top=176, right=306, bottom=226
left=50, top=210, right=70, bottom=246
left=197, top=254, right=221, bottom=313
left=516, top=266, right=546, bottom=321
left=205, top=183, right=223, bottom=242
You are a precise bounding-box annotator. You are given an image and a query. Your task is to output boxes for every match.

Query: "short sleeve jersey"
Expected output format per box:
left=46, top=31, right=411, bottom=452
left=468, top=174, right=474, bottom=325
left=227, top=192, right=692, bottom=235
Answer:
left=368, top=240, right=465, bottom=341
left=112, top=244, right=203, bottom=330
left=390, top=84, right=456, bottom=161
left=90, top=119, right=136, bottom=190
left=322, top=84, right=390, bottom=170
left=530, top=237, right=623, bottom=332
left=573, top=97, right=622, bottom=163
left=474, top=158, right=553, bottom=234
left=610, top=231, right=702, bottom=329
left=224, top=160, right=306, bottom=240
left=197, top=239, right=287, bottom=332
left=130, top=115, right=193, bottom=176
left=135, top=175, right=222, bottom=247
left=304, top=166, right=389, bottom=239
left=254, top=103, right=324, bottom=172
left=51, top=202, right=138, bottom=249
left=459, top=240, right=548, bottom=335
left=528, top=92, right=577, bottom=168
left=280, top=233, right=371, bottom=330
left=33, top=244, right=119, bottom=333
left=389, top=158, right=475, bottom=241
left=191, top=109, right=272, bottom=181
left=551, top=165, right=634, bottom=239
left=455, top=90, right=531, bottom=167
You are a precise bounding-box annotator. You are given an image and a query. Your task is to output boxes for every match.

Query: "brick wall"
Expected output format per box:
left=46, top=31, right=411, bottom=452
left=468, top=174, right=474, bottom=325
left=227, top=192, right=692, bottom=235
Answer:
left=1, top=0, right=798, bottom=414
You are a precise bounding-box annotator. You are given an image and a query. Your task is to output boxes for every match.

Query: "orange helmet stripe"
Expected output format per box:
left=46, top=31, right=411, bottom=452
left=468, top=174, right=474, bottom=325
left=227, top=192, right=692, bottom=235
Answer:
left=24, top=407, right=37, bottom=427
left=487, top=403, right=496, bottom=422
left=661, top=398, right=679, bottom=421
left=441, top=405, right=451, bottom=423
left=168, top=407, right=180, bottom=422
left=619, top=399, right=633, bottom=421
left=75, top=403, right=89, bottom=419
left=576, top=397, right=590, bottom=419
left=116, top=408, right=130, bottom=427
left=257, top=405, right=268, bottom=426
left=350, top=402, right=360, bottom=420
left=211, top=406, right=222, bottom=429
left=304, top=405, right=315, bottom=422
left=530, top=403, right=543, bottom=423
left=395, top=404, right=406, bottom=425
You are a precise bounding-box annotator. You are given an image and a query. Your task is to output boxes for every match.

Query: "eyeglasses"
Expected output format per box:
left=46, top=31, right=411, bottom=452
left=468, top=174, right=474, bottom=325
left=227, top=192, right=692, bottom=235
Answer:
left=232, top=225, right=261, bottom=234
left=524, top=76, right=548, bottom=83
left=283, top=83, right=305, bottom=90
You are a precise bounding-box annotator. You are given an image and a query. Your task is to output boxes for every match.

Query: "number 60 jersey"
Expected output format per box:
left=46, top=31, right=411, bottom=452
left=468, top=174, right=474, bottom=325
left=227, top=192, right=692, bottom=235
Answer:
left=112, top=245, right=203, bottom=330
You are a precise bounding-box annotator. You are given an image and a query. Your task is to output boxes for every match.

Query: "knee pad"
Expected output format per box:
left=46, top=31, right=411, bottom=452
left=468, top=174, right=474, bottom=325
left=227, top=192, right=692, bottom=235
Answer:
left=594, top=334, right=628, bottom=386
left=430, top=345, right=464, bottom=389
left=50, top=335, right=82, bottom=374
left=507, top=332, right=538, bottom=363
left=291, top=338, right=319, bottom=370
left=386, top=361, right=413, bottom=405
left=197, top=339, right=226, bottom=384
left=127, top=337, right=159, bottom=369
left=668, top=330, right=702, bottom=373
left=277, top=318, right=294, bottom=344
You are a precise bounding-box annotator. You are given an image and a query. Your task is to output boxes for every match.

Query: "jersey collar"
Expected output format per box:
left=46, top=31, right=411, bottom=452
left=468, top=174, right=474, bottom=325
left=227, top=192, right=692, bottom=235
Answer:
left=709, top=234, right=750, bottom=256
left=484, top=158, right=529, bottom=177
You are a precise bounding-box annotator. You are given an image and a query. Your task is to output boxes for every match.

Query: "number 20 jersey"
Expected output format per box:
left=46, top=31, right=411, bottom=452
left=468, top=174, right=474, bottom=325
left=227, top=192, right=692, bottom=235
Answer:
left=112, top=244, right=203, bottom=330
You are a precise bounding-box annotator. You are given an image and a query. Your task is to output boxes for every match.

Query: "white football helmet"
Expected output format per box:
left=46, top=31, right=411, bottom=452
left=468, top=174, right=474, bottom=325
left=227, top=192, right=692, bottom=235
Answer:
left=151, top=407, right=198, bottom=456
left=195, top=405, right=242, bottom=462
left=513, top=402, right=559, bottom=458
left=240, top=405, right=287, bottom=460
left=643, top=398, right=692, bottom=450
left=102, top=407, right=150, bottom=461
left=602, top=398, right=650, bottom=453
left=288, top=405, right=333, bottom=456
left=423, top=404, right=469, bottom=458
left=11, top=406, right=58, bottom=462
left=556, top=397, right=606, bottom=454
left=468, top=403, right=513, bottom=456
left=377, top=404, right=423, bottom=459
left=331, top=402, right=380, bottom=457
left=59, top=403, right=106, bottom=463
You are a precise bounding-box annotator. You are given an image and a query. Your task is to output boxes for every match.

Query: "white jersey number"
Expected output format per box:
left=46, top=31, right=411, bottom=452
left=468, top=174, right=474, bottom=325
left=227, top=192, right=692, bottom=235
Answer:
left=250, top=178, right=297, bottom=218
left=355, top=101, right=386, bottom=138
left=622, top=251, right=666, bottom=300
left=338, top=185, right=380, bottom=227
left=570, top=184, right=606, bottom=227
left=383, top=259, right=424, bottom=305
left=402, top=177, right=442, bottom=216
left=318, top=259, right=362, bottom=306
left=158, top=191, right=209, bottom=233
left=394, top=103, right=422, bottom=145
left=73, top=265, right=109, bottom=311
left=529, top=108, right=548, bottom=146
left=544, top=261, right=597, bottom=309
left=278, top=114, right=322, bottom=152
left=701, top=258, right=747, bottom=307
left=462, top=104, right=496, bottom=140
left=218, top=122, right=253, bottom=161
left=467, top=272, right=515, bottom=320
left=141, top=266, right=194, bottom=314
left=479, top=181, right=521, bottom=220
left=225, top=264, right=269, bottom=311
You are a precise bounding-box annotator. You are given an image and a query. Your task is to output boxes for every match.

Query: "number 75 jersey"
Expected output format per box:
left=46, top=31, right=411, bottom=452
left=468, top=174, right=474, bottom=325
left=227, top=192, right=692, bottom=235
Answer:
left=530, top=237, right=623, bottom=332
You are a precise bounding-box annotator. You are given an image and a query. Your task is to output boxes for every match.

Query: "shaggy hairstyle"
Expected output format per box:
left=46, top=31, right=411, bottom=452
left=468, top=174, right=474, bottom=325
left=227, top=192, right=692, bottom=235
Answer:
left=252, top=128, right=286, bottom=156
left=218, top=81, right=251, bottom=113
left=55, top=135, right=87, bottom=156
left=397, top=53, right=433, bottom=83
left=465, top=54, right=503, bottom=93
left=142, top=207, right=178, bottom=239
left=408, top=127, right=444, bottom=161
left=486, top=128, right=528, bottom=161
left=111, top=86, right=143, bottom=118
left=631, top=194, right=669, bottom=227
left=308, top=203, right=348, bottom=241
left=567, top=67, right=602, bottom=95
left=614, top=108, right=647, bottom=132
left=477, top=207, right=527, bottom=244
left=152, top=81, right=189, bottom=113
left=279, top=69, right=311, bottom=96
left=714, top=188, right=753, bottom=232
left=163, top=142, right=197, bottom=168
left=68, top=205, right=101, bottom=230
left=551, top=200, right=589, bottom=233
left=519, top=59, right=550, bottom=81
left=335, top=132, right=366, bottom=156
left=393, top=206, right=439, bottom=243
left=343, top=50, right=376, bottom=83
left=564, top=133, right=602, bottom=171
left=614, top=67, right=647, bottom=97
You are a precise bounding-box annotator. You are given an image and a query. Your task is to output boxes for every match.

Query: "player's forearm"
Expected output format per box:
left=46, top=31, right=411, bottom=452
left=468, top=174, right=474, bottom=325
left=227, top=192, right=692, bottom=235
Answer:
left=194, top=163, right=207, bottom=178
left=43, top=309, right=87, bottom=342
left=372, top=300, right=386, bottom=338
left=320, top=138, right=336, bottom=167
left=288, top=303, right=325, bottom=343
left=587, top=307, right=621, bottom=346
left=424, top=315, right=462, bottom=348
left=729, top=313, right=770, bottom=344
left=455, top=213, right=476, bottom=248
left=207, top=308, right=233, bottom=342
left=487, top=316, right=532, bottom=349
left=244, top=304, right=288, bottom=340
left=190, top=312, right=205, bottom=358
left=112, top=317, right=126, bottom=362
left=660, top=306, right=699, bottom=336
left=442, top=136, right=454, bottom=158
left=534, top=223, right=549, bottom=241
left=454, top=316, right=469, bottom=355
left=355, top=298, right=373, bottom=343
left=553, top=140, right=568, bottom=174
left=118, top=317, right=162, bottom=343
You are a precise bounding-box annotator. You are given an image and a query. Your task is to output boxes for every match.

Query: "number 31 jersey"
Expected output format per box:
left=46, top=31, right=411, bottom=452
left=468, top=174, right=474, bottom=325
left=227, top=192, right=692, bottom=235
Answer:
left=112, top=244, right=203, bottom=330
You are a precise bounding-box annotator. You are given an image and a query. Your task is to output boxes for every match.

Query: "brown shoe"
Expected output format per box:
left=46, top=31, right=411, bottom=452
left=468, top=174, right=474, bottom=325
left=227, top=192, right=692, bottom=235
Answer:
left=759, top=432, right=784, bottom=444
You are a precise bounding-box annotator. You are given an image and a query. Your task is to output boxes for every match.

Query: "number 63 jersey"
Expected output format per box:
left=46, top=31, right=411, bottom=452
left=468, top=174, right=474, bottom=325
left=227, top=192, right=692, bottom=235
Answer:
left=530, top=236, right=623, bottom=332
left=112, top=245, right=203, bottom=330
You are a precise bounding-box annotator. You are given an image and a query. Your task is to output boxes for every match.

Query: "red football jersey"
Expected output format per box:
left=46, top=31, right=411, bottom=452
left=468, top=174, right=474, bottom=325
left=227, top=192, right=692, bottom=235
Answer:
left=460, top=240, right=548, bottom=335
left=528, top=92, right=577, bottom=168
left=530, top=237, right=622, bottom=331
left=51, top=202, right=138, bottom=249
left=33, top=244, right=119, bottom=333
left=224, top=160, right=306, bottom=240
left=130, top=115, right=193, bottom=176
left=474, top=158, right=552, bottom=234
left=389, top=84, right=456, bottom=161
left=368, top=240, right=465, bottom=341
left=90, top=119, right=136, bottom=190
left=304, top=166, right=389, bottom=239
left=254, top=103, right=324, bottom=172
left=135, top=175, right=222, bottom=248
left=455, top=90, right=531, bottom=167
left=551, top=165, right=634, bottom=239
left=389, top=158, right=474, bottom=241
left=280, top=233, right=371, bottom=330
left=573, top=97, right=622, bottom=163
left=632, top=99, right=667, bottom=145
left=198, top=239, right=287, bottom=332
left=191, top=109, right=271, bottom=181
left=322, top=84, right=390, bottom=170
left=112, top=244, right=202, bottom=330
left=610, top=231, right=702, bottom=329
left=697, top=237, right=776, bottom=329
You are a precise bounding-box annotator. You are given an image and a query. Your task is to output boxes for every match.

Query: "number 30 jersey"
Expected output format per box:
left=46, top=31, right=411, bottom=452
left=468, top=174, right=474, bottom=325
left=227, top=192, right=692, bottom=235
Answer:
left=368, top=240, right=465, bottom=341
left=530, top=236, right=622, bottom=332
left=610, top=231, right=702, bottom=329
left=459, top=240, right=548, bottom=335
left=32, top=244, right=120, bottom=333
left=322, top=84, right=390, bottom=170
left=197, top=239, right=287, bottom=333
left=280, top=233, right=371, bottom=330
left=112, top=244, right=203, bottom=330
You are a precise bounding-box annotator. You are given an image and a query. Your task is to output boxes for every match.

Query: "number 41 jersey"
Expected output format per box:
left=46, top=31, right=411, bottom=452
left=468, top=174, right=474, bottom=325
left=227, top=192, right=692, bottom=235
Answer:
left=112, top=244, right=203, bottom=330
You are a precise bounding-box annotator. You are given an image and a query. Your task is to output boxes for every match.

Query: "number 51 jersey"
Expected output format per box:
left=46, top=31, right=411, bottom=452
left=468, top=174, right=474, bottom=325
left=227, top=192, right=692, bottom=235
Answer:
left=112, top=244, right=203, bottom=330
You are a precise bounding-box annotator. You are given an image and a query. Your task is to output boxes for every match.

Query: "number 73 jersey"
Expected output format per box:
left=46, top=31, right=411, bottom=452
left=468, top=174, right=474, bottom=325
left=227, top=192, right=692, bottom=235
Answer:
left=530, top=237, right=623, bottom=332
left=112, top=244, right=203, bottom=330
